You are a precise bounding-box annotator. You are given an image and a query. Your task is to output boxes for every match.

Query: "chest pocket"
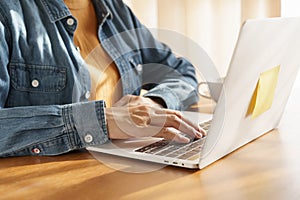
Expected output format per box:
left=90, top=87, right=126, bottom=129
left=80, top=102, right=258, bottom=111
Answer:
left=7, top=64, right=67, bottom=107
left=10, top=64, right=66, bottom=92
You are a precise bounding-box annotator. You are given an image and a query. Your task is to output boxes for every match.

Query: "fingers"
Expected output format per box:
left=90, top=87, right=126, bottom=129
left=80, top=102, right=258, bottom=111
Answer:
left=108, top=101, right=207, bottom=143
left=150, top=109, right=206, bottom=139
left=129, top=106, right=206, bottom=141
left=155, top=127, right=190, bottom=143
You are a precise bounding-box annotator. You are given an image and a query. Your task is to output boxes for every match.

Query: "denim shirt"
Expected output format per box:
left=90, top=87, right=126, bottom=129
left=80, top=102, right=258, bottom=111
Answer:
left=0, top=0, right=199, bottom=157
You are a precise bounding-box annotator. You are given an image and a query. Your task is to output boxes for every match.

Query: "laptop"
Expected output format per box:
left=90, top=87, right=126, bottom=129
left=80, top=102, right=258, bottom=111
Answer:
left=87, top=17, right=300, bottom=169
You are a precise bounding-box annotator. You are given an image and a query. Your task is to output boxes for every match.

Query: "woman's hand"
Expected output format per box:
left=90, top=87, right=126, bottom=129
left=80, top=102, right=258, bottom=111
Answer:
left=105, top=95, right=206, bottom=143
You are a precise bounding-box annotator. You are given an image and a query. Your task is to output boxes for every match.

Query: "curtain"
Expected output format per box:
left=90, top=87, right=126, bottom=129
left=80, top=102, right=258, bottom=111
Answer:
left=124, top=0, right=281, bottom=76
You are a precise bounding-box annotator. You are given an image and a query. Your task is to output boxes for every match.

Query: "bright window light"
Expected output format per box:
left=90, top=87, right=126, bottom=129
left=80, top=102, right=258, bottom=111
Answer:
left=281, top=0, right=300, bottom=17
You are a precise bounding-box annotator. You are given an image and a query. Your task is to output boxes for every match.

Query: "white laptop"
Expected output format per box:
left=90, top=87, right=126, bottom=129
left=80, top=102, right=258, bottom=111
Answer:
left=87, top=17, right=300, bottom=169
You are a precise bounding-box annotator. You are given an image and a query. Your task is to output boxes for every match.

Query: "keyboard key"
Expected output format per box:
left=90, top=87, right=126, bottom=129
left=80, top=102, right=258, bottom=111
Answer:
left=135, top=140, right=170, bottom=153
left=134, top=119, right=211, bottom=160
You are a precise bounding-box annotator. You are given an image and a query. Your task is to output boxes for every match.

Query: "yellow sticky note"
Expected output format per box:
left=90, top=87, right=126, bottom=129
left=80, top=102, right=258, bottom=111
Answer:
left=247, top=65, right=280, bottom=119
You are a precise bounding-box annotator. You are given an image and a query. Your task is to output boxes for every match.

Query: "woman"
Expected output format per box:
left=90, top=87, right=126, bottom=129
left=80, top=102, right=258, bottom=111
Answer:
left=0, top=0, right=204, bottom=157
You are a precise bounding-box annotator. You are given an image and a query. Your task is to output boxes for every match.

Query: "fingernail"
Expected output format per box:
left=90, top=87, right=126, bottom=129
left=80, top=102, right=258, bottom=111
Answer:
left=196, top=131, right=203, bottom=138
left=180, top=135, right=190, bottom=143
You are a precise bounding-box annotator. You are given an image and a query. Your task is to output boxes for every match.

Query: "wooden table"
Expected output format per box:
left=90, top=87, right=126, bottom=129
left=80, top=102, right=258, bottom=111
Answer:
left=1, top=83, right=300, bottom=200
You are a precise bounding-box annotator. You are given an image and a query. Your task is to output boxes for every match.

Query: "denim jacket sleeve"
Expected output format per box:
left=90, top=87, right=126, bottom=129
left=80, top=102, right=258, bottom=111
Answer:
left=0, top=17, right=108, bottom=157
left=0, top=2, right=109, bottom=157
left=112, top=1, right=199, bottom=110
left=0, top=101, right=108, bottom=157
left=100, top=1, right=199, bottom=111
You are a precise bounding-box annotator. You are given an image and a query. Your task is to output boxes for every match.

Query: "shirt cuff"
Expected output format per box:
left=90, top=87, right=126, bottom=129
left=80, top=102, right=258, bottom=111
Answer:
left=71, top=101, right=109, bottom=147
left=144, top=86, right=180, bottom=110
left=144, top=85, right=199, bottom=111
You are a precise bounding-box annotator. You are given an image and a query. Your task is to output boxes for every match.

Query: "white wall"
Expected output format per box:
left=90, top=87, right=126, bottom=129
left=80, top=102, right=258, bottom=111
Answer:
left=123, top=0, right=158, bottom=28
left=281, top=0, right=300, bottom=17
left=280, top=0, right=300, bottom=112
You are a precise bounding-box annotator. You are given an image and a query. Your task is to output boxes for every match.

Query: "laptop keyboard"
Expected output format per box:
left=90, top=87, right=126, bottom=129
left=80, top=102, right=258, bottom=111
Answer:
left=135, top=120, right=211, bottom=161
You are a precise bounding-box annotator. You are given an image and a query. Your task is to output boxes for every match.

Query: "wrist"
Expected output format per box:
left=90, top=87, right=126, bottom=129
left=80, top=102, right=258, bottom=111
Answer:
left=147, top=97, right=167, bottom=108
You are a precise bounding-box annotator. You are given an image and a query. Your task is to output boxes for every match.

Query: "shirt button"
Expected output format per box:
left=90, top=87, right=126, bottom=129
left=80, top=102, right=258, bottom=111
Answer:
left=67, top=18, right=75, bottom=26
left=85, top=91, right=91, bottom=99
left=136, top=64, right=143, bottom=72
left=84, top=134, right=93, bottom=143
left=76, top=46, right=81, bottom=52
left=31, top=79, right=39, bottom=88
left=32, top=148, right=41, bottom=154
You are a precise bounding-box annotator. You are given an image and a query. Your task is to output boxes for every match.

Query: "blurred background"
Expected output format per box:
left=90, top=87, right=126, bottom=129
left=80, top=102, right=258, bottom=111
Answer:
left=124, top=0, right=300, bottom=121
left=124, top=0, right=299, bottom=77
